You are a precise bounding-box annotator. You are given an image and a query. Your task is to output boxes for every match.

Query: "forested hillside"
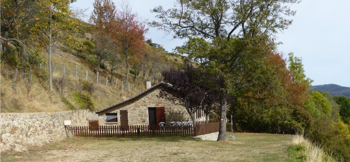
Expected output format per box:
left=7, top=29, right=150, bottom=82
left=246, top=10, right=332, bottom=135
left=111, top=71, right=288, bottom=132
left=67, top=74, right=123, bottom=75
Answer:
left=312, top=84, right=350, bottom=97
left=0, top=0, right=182, bottom=113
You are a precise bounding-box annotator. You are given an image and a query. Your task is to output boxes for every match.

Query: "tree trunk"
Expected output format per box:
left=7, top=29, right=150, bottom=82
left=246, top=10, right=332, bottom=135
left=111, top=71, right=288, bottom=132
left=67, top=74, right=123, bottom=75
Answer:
left=48, top=6, right=53, bottom=92
left=191, top=112, right=197, bottom=125
left=205, top=113, right=210, bottom=123
left=134, top=69, right=138, bottom=83
left=217, top=93, right=227, bottom=141
left=96, top=57, right=101, bottom=83
left=232, top=102, right=238, bottom=131
left=125, top=48, right=129, bottom=88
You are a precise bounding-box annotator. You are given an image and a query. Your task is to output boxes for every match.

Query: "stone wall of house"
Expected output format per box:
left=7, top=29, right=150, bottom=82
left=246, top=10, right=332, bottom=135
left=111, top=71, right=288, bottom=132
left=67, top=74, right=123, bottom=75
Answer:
left=99, top=89, right=206, bottom=125
left=0, top=110, right=96, bottom=152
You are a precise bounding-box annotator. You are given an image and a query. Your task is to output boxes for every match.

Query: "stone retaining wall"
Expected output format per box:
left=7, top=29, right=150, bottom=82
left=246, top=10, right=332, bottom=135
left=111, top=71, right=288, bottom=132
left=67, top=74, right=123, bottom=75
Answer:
left=0, top=110, right=96, bottom=152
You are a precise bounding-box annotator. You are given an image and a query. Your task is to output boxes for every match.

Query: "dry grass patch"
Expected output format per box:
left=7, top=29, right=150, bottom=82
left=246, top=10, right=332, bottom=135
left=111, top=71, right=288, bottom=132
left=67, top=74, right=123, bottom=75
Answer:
left=1, top=133, right=294, bottom=162
left=290, top=135, right=336, bottom=162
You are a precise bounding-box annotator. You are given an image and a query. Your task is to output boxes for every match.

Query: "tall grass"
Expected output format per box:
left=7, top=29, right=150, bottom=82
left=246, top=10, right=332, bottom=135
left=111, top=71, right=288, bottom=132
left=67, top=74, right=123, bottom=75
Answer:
left=291, top=135, right=336, bottom=162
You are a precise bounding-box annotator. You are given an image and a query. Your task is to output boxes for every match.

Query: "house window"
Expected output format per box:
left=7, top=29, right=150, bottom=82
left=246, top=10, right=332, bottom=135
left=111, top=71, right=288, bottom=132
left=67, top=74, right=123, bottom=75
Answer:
left=106, top=113, right=118, bottom=122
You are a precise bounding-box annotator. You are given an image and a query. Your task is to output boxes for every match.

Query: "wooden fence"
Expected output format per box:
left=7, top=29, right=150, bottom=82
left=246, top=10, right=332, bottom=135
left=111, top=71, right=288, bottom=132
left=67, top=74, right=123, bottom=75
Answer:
left=70, top=122, right=219, bottom=137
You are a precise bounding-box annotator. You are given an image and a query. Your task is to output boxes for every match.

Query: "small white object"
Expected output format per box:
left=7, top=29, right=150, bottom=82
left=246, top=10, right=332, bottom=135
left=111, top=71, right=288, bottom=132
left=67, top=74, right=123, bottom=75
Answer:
left=146, top=81, right=151, bottom=89
left=64, top=120, right=71, bottom=126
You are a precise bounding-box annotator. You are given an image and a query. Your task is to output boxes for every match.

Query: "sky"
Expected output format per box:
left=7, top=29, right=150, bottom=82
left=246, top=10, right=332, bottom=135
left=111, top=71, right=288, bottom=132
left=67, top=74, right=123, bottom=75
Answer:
left=70, top=0, right=350, bottom=87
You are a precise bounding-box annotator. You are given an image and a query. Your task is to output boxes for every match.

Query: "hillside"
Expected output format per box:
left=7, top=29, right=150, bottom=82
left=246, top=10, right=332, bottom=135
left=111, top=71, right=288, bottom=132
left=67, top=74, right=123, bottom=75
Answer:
left=0, top=30, right=182, bottom=113
left=311, top=84, right=350, bottom=97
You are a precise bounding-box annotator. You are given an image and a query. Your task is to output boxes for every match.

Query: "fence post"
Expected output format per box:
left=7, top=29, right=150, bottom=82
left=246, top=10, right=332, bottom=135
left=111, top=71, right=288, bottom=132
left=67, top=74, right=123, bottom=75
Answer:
left=115, top=79, right=118, bottom=89
left=75, top=66, right=77, bottom=77
left=106, top=76, right=108, bottom=86
left=85, top=71, right=88, bottom=80
left=63, top=64, right=65, bottom=76
left=96, top=71, right=99, bottom=83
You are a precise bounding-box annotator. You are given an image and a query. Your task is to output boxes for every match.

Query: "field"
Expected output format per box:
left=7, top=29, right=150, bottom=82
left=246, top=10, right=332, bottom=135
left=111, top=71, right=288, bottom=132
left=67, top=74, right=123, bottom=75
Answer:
left=1, top=133, right=295, bottom=162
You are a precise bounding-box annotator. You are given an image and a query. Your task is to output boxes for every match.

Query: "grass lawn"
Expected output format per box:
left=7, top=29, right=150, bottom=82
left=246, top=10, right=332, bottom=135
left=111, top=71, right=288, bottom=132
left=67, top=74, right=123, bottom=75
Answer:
left=1, top=132, right=295, bottom=162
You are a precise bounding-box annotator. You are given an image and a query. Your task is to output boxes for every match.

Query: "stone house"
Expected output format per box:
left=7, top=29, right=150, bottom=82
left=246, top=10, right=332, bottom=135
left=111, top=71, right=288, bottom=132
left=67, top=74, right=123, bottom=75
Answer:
left=96, top=82, right=205, bottom=126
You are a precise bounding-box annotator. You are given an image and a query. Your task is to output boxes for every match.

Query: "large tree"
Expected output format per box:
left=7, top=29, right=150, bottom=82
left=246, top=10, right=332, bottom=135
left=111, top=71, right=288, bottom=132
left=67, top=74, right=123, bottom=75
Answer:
left=89, top=0, right=117, bottom=83
left=30, top=0, right=78, bottom=91
left=114, top=2, right=148, bottom=88
left=152, top=0, right=299, bottom=141
left=159, top=64, right=207, bottom=125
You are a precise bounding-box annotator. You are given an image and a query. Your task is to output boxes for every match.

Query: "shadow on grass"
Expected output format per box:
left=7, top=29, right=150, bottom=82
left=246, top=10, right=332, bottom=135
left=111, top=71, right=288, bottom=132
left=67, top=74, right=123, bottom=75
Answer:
left=91, top=135, right=203, bottom=142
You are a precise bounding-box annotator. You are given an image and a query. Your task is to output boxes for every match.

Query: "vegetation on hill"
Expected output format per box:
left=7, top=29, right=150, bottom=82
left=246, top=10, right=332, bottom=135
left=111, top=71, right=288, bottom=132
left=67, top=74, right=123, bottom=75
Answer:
left=0, top=0, right=178, bottom=113
left=312, top=84, right=350, bottom=97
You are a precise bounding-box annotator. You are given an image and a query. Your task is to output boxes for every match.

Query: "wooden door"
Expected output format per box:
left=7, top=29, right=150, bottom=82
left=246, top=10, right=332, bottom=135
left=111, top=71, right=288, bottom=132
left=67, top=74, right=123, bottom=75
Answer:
left=120, top=110, right=129, bottom=130
left=148, top=108, right=157, bottom=126
left=156, top=107, right=165, bottom=124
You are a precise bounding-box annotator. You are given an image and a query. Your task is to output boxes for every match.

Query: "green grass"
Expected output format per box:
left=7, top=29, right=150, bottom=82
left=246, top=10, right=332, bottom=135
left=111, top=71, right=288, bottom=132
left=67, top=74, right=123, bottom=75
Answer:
left=287, top=144, right=306, bottom=162
left=1, top=132, right=296, bottom=162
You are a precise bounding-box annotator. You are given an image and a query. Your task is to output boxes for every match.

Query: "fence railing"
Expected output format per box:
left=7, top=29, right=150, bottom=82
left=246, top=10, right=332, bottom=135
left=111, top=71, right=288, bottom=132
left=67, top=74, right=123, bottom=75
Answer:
left=70, top=122, right=219, bottom=138
left=70, top=125, right=195, bottom=137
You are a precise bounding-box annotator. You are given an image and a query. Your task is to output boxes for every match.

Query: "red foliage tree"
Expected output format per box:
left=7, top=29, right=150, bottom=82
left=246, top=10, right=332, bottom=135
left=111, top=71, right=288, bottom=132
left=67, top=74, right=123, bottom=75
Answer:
left=159, top=64, right=224, bottom=124
left=113, top=2, right=148, bottom=87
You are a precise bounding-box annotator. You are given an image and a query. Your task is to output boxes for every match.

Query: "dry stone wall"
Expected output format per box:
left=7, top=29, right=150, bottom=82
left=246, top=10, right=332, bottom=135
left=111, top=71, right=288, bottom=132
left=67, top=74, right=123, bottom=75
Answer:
left=0, top=110, right=95, bottom=152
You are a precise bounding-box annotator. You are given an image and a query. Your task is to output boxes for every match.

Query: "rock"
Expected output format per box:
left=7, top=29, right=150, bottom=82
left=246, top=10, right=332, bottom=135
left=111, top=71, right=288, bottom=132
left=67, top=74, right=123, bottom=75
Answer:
left=14, top=144, right=26, bottom=152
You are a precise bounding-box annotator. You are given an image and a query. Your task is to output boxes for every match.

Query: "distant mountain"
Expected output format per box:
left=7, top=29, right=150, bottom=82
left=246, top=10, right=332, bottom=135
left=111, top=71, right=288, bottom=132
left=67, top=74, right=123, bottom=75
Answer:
left=311, top=84, right=350, bottom=98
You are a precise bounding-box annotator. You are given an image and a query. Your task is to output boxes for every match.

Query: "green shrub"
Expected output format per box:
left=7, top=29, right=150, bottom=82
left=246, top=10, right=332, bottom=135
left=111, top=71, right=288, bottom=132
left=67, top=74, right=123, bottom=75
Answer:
left=287, top=144, right=306, bottom=162
left=83, top=40, right=95, bottom=49
left=129, top=68, right=135, bottom=75
left=4, top=49, right=19, bottom=67
left=100, top=62, right=105, bottom=70
left=87, top=56, right=97, bottom=66
left=72, top=91, right=95, bottom=111
left=86, top=56, right=105, bottom=70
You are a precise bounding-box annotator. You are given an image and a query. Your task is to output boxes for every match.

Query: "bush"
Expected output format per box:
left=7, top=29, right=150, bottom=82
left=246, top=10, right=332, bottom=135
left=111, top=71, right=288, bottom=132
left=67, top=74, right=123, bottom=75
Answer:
left=80, top=80, right=94, bottom=93
left=129, top=68, right=135, bottom=75
left=83, top=40, right=95, bottom=49
left=86, top=57, right=105, bottom=70
left=72, top=91, right=95, bottom=111
left=287, top=145, right=306, bottom=162
left=307, top=120, right=350, bottom=161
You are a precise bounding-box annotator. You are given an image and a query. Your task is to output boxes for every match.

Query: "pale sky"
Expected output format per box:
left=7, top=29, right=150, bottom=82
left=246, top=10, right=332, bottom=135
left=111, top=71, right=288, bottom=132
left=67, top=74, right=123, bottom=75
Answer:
left=70, top=0, right=350, bottom=87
